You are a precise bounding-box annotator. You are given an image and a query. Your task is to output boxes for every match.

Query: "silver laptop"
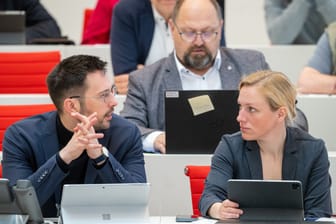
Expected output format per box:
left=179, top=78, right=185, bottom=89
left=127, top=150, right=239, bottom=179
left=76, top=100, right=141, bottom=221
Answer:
left=60, top=183, right=151, bottom=224
left=0, top=11, right=25, bottom=44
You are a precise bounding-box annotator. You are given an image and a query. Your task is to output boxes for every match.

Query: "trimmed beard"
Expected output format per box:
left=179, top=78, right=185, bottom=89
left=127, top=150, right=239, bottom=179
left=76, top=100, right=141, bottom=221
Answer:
left=183, top=46, right=213, bottom=70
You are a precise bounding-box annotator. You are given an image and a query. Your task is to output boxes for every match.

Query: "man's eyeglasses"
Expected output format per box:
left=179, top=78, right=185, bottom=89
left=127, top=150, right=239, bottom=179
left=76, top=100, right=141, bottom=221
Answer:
left=174, top=23, right=219, bottom=43
left=69, top=85, right=117, bottom=104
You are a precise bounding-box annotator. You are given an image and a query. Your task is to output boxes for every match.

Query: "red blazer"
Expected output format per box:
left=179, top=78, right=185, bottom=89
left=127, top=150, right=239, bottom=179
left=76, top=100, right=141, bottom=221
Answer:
left=82, top=0, right=119, bottom=44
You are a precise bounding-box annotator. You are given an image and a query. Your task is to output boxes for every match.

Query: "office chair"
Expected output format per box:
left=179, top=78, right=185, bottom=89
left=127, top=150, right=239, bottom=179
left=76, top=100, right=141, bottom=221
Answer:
left=0, top=51, right=60, bottom=93
left=184, top=165, right=211, bottom=216
left=82, top=8, right=94, bottom=42
left=0, top=104, right=55, bottom=151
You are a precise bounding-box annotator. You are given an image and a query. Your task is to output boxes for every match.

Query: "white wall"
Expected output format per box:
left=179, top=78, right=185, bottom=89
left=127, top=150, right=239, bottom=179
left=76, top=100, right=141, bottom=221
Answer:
left=41, top=0, right=97, bottom=44
left=226, top=0, right=270, bottom=45
left=41, top=0, right=270, bottom=45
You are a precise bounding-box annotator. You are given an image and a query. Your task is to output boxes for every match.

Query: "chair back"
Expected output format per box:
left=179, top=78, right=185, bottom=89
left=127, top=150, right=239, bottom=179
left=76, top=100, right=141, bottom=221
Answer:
left=184, top=165, right=211, bottom=216
left=0, top=51, right=60, bottom=93
left=0, top=104, right=55, bottom=151
left=82, top=8, right=94, bottom=42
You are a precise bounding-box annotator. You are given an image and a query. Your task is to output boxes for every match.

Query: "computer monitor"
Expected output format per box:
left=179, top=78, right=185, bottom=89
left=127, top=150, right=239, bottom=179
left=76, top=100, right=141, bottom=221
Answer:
left=0, top=11, right=25, bottom=44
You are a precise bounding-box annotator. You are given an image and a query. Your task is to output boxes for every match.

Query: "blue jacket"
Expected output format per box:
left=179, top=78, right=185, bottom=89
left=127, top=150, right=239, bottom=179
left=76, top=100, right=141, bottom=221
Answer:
left=199, top=127, right=332, bottom=218
left=2, top=111, right=146, bottom=217
left=111, top=0, right=226, bottom=75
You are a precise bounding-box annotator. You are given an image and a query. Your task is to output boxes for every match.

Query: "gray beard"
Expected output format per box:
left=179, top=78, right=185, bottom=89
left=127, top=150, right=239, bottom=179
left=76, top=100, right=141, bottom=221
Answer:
left=183, top=47, right=213, bottom=70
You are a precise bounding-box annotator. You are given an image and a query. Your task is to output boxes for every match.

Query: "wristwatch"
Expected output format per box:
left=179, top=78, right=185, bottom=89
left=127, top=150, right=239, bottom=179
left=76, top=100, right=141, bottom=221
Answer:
left=92, top=146, right=109, bottom=165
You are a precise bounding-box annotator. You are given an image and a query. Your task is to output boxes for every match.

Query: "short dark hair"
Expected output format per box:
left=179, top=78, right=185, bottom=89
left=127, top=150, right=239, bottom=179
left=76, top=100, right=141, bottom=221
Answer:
left=171, top=0, right=222, bottom=23
left=46, top=55, right=107, bottom=112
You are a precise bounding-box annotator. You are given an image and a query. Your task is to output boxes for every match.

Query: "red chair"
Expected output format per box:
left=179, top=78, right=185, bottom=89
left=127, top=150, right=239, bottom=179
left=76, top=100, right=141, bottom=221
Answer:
left=0, top=51, right=61, bottom=93
left=0, top=104, right=56, bottom=152
left=82, top=8, right=94, bottom=42
left=184, top=165, right=211, bottom=216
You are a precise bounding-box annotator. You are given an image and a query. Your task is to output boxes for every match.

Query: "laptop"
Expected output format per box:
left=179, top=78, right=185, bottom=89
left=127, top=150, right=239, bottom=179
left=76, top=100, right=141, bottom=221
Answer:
left=165, top=90, right=239, bottom=154
left=0, top=11, right=25, bottom=44
left=60, top=183, right=151, bottom=224
left=216, top=179, right=333, bottom=224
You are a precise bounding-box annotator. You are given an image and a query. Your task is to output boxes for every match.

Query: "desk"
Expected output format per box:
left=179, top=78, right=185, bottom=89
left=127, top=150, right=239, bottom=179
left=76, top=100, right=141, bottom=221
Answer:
left=145, top=153, right=336, bottom=216
left=144, top=154, right=212, bottom=216
left=0, top=44, right=316, bottom=84
left=297, top=94, right=336, bottom=150
left=0, top=94, right=126, bottom=115
left=229, top=45, right=315, bottom=84
left=0, top=45, right=113, bottom=78
left=45, top=216, right=217, bottom=224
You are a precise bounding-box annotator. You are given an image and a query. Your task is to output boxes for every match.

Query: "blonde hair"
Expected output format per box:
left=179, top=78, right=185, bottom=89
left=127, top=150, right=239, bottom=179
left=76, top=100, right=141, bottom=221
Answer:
left=239, top=70, right=297, bottom=125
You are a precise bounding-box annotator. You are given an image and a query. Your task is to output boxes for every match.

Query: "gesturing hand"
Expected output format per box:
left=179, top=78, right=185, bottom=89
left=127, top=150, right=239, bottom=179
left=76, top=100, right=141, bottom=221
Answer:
left=59, top=112, right=104, bottom=164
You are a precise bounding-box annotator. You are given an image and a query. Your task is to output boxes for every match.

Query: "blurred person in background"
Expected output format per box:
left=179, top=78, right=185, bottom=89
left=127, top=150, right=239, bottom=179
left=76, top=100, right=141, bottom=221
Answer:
left=264, top=0, right=336, bottom=44
left=0, top=0, right=62, bottom=44
left=81, top=0, right=119, bottom=44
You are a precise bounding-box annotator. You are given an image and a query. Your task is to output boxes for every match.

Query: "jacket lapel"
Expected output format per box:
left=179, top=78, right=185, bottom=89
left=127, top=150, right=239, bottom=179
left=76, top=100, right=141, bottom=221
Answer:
left=245, top=141, right=263, bottom=179
left=282, top=129, right=298, bottom=180
left=39, top=112, right=63, bottom=203
left=218, top=48, right=244, bottom=90
left=162, top=54, right=183, bottom=90
left=139, top=2, right=155, bottom=62
left=244, top=129, right=298, bottom=180
left=40, top=112, right=60, bottom=161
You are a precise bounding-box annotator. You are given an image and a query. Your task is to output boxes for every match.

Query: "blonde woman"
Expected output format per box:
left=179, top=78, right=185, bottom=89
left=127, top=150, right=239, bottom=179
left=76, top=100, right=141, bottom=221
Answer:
left=200, top=70, right=332, bottom=220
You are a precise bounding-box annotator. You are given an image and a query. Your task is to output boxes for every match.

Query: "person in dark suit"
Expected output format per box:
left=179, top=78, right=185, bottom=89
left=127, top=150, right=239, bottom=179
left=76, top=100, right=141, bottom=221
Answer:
left=111, top=0, right=226, bottom=94
left=2, top=55, right=146, bottom=217
left=0, top=0, right=61, bottom=44
left=199, top=70, right=332, bottom=220
left=120, top=0, right=269, bottom=153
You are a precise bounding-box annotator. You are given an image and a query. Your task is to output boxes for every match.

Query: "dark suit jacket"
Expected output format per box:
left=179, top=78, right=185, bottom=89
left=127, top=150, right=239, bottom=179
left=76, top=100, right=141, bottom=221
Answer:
left=120, top=48, right=269, bottom=136
left=199, top=127, right=332, bottom=218
left=110, top=0, right=226, bottom=75
left=2, top=111, right=146, bottom=217
left=0, top=0, right=61, bottom=43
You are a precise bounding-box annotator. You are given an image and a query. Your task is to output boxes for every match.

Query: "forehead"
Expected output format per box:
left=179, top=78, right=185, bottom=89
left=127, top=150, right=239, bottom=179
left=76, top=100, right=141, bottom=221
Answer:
left=238, top=86, right=268, bottom=105
left=175, top=1, right=220, bottom=27
left=84, top=70, right=111, bottom=93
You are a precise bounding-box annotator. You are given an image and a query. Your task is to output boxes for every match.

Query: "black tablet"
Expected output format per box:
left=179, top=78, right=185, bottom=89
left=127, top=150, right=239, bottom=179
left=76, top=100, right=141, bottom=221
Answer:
left=227, top=179, right=304, bottom=222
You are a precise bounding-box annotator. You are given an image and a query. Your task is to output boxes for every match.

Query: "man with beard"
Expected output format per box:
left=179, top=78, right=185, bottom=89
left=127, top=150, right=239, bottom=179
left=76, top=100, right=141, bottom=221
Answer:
left=111, top=0, right=226, bottom=95
left=2, top=55, right=146, bottom=217
left=120, top=0, right=269, bottom=153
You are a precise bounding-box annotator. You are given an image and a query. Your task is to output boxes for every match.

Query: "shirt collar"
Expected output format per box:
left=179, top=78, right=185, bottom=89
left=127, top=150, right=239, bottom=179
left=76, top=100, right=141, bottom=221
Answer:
left=152, top=4, right=166, bottom=26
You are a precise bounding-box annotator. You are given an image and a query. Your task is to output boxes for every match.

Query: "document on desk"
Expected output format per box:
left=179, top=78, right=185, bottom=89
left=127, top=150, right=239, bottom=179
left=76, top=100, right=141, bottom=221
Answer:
left=316, top=217, right=336, bottom=223
left=193, top=218, right=217, bottom=224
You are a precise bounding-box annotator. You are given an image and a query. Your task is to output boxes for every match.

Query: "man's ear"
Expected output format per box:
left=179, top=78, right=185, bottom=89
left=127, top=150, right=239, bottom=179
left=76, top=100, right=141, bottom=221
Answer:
left=63, top=98, right=79, bottom=114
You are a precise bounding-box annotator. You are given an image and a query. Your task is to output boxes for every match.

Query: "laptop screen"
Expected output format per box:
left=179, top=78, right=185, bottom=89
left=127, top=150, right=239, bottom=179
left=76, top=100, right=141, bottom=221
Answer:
left=0, top=11, right=25, bottom=44
left=165, top=90, right=240, bottom=154
left=61, top=183, right=151, bottom=224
